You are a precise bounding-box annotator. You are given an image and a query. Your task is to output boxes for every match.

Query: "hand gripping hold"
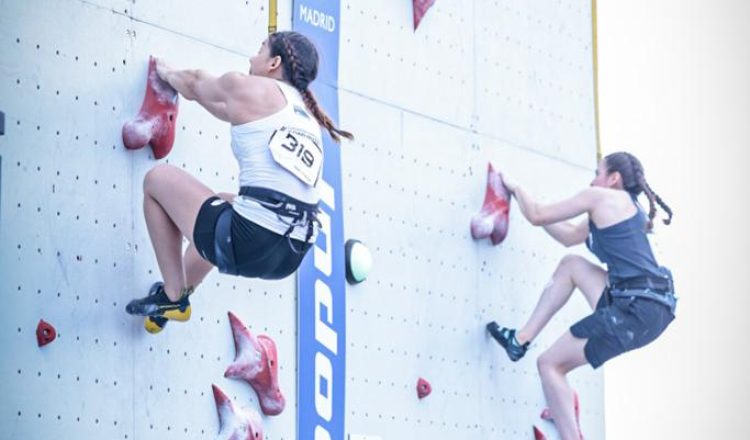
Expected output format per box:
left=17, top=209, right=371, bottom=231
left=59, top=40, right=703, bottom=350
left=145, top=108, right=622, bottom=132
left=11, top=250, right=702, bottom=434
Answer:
left=122, top=56, right=179, bottom=159
left=212, top=384, right=263, bottom=440
left=224, top=311, right=285, bottom=416
left=470, top=162, right=511, bottom=245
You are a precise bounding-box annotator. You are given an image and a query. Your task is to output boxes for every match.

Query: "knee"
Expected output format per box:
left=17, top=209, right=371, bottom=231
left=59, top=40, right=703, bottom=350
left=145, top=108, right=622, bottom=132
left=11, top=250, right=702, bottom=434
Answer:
left=143, top=164, right=176, bottom=192
left=555, top=254, right=585, bottom=275
left=537, top=351, right=564, bottom=381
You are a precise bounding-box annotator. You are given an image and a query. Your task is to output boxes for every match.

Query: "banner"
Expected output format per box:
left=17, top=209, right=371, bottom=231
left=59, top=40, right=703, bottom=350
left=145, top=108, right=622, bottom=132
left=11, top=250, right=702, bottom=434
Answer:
left=294, top=1, right=346, bottom=439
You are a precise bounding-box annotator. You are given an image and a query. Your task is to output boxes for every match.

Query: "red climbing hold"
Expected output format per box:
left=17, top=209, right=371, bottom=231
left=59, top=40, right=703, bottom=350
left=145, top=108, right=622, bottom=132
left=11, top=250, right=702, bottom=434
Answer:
left=533, top=425, right=547, bottom=440
left=416, top=377, right=432, bottom=399
left=470, top=162, right=512, bottom=245
left=122, top=56, right=179, bottom=159
left=540, top=391, right=584, bottom=439
left=413, top=0, right=436, bottom=30
left=36, top=319, right=56, bottom=347
left=224, top=311, right=285, bottom=416
left=212, top=384, right=263, bottom=440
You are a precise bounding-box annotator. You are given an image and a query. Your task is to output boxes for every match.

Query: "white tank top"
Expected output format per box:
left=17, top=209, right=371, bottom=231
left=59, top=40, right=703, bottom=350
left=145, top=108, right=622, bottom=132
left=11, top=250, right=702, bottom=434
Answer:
left=230, top=80, right=322, bottom=241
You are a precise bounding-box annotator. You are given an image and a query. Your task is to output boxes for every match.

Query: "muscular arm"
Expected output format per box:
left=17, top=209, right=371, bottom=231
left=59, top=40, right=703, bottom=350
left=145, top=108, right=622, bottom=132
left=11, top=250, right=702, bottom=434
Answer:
left=161, top=68, right=248, bottom=122
left=512, top=185, right=602, bottom=227
left=542, top=219, right=589, bottom=247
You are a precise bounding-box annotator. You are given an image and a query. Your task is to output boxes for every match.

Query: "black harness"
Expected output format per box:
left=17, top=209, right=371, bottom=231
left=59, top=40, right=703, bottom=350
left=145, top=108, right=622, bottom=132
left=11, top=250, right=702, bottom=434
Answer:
left=239, top=186, right=320, bottom=252
left=608, top=273, right=677, bottom=314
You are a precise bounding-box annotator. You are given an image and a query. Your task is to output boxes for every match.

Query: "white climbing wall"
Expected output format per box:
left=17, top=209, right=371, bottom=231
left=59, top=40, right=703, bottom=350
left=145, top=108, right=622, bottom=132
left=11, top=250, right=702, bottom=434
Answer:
left=0, top=1, right=603, bottom=439
left=0, top=0, right=298, bottom=439
left=338, top=1, right=603, bottom=439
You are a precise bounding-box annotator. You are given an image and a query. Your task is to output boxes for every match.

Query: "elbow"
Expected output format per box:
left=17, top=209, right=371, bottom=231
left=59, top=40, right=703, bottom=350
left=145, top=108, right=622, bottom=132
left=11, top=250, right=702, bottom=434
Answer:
left=528, top=214, right=545, bottom=227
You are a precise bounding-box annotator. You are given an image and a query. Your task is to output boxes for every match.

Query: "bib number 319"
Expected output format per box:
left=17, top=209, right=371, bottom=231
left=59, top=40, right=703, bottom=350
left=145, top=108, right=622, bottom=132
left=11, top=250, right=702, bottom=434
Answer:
left=268, top=126, right=323, bottom=186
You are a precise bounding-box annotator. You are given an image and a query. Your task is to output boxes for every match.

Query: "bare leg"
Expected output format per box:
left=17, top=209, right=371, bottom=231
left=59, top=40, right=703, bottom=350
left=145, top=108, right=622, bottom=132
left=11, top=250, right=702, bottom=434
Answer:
left=143, top=164, right=214, bottom=301
left=537, top=331, right=589, bottom=440
left=184, top=242, right=214, bottom=288
left=516, top=255, right=607, bottom=344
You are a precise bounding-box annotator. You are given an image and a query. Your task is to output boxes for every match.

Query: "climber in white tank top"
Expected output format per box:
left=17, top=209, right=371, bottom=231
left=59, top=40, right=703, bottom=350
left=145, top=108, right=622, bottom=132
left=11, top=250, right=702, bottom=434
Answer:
left=125, top=31, right=353, bottom=335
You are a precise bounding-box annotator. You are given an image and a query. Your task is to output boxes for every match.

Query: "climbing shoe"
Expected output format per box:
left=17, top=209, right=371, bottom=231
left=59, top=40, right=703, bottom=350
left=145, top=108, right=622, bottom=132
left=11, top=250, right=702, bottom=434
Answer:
left=486, top=321, right=529, bottom=362
left=126, top=282, right=192, bottom=322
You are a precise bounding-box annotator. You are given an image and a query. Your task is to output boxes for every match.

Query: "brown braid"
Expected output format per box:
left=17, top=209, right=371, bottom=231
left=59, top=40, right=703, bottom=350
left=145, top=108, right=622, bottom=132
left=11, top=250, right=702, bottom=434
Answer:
left=605, top=151, right=674, bottom=231
left=270, top=31, right=354, bottom=142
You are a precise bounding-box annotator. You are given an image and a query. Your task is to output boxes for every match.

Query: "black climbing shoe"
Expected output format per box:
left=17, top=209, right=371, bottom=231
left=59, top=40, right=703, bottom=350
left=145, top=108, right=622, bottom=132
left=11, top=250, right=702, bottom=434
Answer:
left=141, top=283, right=168, bottom=334
left=126, top=282, right=191, bottom=322
left=486, top=321, right=529, bottom=362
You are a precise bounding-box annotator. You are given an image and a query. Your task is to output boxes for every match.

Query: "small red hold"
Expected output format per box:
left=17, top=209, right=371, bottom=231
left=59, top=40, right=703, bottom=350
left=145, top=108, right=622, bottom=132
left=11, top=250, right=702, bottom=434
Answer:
left=212, top=384, right=263, bottom=440
left=122, top=56, right=179, bottom=159
left=416, top=377, right=431, bottom=399
left=36, top=319, right=57, bottom=347
left=470, top=162, right=512, bottom=245
left=224, top=311, right=285, bottom=416
left=533, top=425, right=547, bottom=440
left=413, top=0, right=436, bottom=30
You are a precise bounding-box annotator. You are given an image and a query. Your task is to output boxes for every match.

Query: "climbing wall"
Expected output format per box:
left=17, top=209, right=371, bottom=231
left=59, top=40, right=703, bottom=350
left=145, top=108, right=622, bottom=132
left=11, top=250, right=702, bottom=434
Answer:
left=0, top=0, right=297, bottom=439
left=339, top=1, right=603, bottom=439
left=0, top=1, right=603, bottom=439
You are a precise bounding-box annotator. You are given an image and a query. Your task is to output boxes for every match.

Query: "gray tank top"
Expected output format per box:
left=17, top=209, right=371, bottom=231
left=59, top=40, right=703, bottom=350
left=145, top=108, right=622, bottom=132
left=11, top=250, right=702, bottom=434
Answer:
left=586, top=196, right=666, bottom=283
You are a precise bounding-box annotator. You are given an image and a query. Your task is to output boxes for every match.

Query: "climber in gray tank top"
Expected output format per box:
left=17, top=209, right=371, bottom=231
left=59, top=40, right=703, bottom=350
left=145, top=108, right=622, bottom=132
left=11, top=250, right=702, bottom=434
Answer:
left=486, top=152, right=675, bottom=440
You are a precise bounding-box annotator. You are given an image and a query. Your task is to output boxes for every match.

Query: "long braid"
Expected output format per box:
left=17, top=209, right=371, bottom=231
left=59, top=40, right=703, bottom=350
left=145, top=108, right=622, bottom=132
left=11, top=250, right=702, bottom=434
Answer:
left=300, top=88, right=353, bottom=142
left=278, top=34, right=353, bottom=143
left=645, top=182, right=673, bottom=225
left=622, top=152, right=673, bottom=231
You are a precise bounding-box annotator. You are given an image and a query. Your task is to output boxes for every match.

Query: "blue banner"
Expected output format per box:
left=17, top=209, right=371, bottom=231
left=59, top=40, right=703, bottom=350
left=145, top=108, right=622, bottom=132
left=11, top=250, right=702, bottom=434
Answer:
left=294, top=1, right=345, bottom=440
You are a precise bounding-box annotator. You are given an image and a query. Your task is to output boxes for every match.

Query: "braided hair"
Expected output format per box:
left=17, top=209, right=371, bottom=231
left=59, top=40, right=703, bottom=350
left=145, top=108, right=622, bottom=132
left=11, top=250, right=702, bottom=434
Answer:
left=604, top=152, right=673, bottom=231
left=268, top=31, right=353, bottom=142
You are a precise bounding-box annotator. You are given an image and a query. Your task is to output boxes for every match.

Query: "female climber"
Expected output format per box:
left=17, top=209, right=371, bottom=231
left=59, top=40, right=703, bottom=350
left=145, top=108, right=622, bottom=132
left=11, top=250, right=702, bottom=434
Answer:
left=486, top=152, right=675, bottom=440
left=125, top=31, right=352, bottom=333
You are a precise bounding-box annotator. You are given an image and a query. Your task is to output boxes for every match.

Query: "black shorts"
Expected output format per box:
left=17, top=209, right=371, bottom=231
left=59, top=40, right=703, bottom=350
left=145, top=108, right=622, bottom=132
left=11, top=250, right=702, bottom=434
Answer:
left=193, top=196, right=312, bottom=280
left=570, top=287, right=675, bottom=369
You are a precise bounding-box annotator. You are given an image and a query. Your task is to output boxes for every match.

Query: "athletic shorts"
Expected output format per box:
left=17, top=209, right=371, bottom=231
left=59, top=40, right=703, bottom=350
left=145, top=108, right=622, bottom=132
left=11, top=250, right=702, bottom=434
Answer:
left=193, top=196, right=312, bottom=280
left=570, top=287, right=675, bottom=369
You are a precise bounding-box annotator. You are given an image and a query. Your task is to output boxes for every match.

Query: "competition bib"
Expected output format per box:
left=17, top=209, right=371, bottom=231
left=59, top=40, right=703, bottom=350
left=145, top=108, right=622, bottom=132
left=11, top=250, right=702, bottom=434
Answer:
left=268, top=126, right=323, bottom=186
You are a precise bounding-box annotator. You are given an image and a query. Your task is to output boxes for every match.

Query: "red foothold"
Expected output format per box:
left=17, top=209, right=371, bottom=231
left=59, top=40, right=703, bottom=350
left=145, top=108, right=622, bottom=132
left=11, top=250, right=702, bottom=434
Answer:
left=224, top=311, right=285, bottom=416
left=470, top=162, right=512, bottom=245
left=533, top=425, right=547, bottom=440
left=122, top=56, right=179, bottom=159
left=212, top=384, right=263, bottom=439
left=413, top=0, right=436, bottom=30
left=416, top=377, right=432, bottom=399
left=36, top=319, right=57, bottom=347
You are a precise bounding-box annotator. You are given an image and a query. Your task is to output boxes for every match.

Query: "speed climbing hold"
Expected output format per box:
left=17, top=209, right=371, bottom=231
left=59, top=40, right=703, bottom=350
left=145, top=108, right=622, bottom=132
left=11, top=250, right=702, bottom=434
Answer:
left=122, top=56, right=179, bottom=159
left=533, top=426, right=547, bottom=440
left=36, top=319, right=57, bottom=347
left=470, top=162, right=511, bottom=245
left=416, top=377, right=432, bottom=399
left=413, top=0, right=436, bottom=30
left=224, top=311, right=285, bottom=416
left=212, top=384, right=263, bottom=440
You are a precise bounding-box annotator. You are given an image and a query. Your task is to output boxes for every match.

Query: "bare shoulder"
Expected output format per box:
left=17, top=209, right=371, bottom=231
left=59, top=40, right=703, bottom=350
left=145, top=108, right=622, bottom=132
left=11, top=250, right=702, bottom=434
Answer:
left=224, top=74, right=286, bottom=121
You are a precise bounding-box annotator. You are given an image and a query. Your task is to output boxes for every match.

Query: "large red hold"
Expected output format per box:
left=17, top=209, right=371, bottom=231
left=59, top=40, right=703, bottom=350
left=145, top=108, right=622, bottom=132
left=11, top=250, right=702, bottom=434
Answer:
left=413, top=0, right=436, bottom=30
left=224, top=311, right=285, bottom=416
left=212, top=384, right=263, bottom=440
left=470, top=162, right=511, bottom=245
left=122, top=56, right=179, bottom=159
left=36, top=319, right=57, bottom=347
